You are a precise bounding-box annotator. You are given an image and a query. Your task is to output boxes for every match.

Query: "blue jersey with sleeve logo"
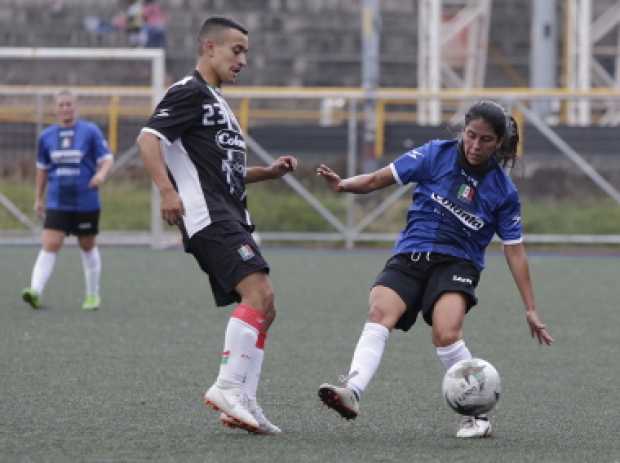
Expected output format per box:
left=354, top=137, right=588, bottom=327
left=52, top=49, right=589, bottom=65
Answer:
left=36, top=119, right=113, bottom=212
left=389, top=139, right=523, bottom=270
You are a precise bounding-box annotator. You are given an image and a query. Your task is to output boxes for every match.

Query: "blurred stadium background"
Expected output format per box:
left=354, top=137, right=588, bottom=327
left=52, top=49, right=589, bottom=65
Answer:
left=1, top=0, right=619, bottom=246
left=2, top=2, right=620, bottom=462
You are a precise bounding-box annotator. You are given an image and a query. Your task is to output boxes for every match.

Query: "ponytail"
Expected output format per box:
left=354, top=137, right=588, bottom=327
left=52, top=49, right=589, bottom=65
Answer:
left=496, top=115, right=520, bottom=167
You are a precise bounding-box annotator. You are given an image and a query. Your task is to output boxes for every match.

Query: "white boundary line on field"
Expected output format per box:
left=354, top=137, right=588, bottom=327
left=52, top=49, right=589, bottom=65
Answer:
left=2, top=231, right=620, bottom=246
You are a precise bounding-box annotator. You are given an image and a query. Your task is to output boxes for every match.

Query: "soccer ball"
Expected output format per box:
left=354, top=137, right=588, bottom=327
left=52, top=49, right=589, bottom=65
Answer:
left=441, top=358, right=501, bottom=416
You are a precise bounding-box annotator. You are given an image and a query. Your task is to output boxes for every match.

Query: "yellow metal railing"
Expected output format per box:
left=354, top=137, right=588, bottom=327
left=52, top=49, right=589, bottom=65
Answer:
left=511, top=108, right=525, bottom=158
left=2, top=85, right=620, bottom=157
left=238, top=97, right=250, bottom=133
left=107, top=95, right=120, bottom=154
left=374, top=100, right=386, bottom=159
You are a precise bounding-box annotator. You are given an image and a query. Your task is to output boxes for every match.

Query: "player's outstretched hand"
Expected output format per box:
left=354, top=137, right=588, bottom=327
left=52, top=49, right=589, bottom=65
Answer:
left=161, top=188, right=185, bottom=225
left=270, top=155, right=298, bottom=178
left=525, top=309, right=554, bottom=345
left=316, top=164, right=344, bottom=192
left=89, top=172, right=106, bottom=189
left=34, top=199, right=44, bottom=219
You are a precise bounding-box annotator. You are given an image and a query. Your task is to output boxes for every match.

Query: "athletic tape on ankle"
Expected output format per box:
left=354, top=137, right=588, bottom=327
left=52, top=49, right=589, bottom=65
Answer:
left=231, top=304, right=267, bottom=333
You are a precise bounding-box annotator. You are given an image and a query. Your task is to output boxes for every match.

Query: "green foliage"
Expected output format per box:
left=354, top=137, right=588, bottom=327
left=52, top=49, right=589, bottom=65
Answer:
left=99, top=180, right=150, bottom=230
left=1, top=179, right=619, bottom=234
left=0, top=181, right=34, bottom=229
left=247, top=183, right=345, bottom=231
left=0, top=179, right=151, bottom=230
left=521, top=198, right=620, bottom=234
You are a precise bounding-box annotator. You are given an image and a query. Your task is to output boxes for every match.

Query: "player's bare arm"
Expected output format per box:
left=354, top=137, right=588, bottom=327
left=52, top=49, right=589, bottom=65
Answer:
left=89, top=157, right=114, bottom=189
left=316, top=164, right=395, bottom=193
left=34, top=168, right=48, bottom=218
left=245, top=155, right=298, bottom=183
left=137, top=131, right=185, bottom=225
left=503, top=243, right=554, bottom=345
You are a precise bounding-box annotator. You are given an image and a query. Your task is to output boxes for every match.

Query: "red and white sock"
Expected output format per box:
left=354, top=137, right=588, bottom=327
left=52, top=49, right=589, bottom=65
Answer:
left=244, top=332, right=266, bottom=402
left=436, top=339, right=472, bottom=370
left=216, top=304, right=265, bottom=388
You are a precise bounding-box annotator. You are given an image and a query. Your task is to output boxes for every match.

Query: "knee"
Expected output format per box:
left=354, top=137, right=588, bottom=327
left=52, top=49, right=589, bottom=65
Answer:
left=432, top=329, right=461, bottom=348
left=80, top=242, right=95, bottom=252
left=43, top=240, right=62, bottom=253
left=264, top=305, right=276, bottom=325
left=367, top=300, right=392, bottom=326
left=78, top=236, right=96, bottom=252
left=244, top=282, right=275, bottom=313
left=260, top=285, right=275, bottom=313
left=253, top=288, right=275, bottom=331
left=366, top=286, right=407, bottom=329
left=43, top=243, right=60, bottom=253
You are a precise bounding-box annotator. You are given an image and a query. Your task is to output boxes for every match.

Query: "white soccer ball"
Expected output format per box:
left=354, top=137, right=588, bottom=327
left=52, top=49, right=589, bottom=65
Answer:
left=441, top=358, right=501, bottom=416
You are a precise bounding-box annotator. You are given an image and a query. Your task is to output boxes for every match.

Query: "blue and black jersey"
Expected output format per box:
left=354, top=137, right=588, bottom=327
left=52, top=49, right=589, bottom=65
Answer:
left=390, top=139, right=523, bottom=270
left=37, top=119, right=113, bottom=212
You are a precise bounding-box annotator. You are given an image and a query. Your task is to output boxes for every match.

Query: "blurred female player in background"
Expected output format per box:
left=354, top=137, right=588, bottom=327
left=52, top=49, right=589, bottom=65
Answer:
left=22, top=90, right=113, bottom=311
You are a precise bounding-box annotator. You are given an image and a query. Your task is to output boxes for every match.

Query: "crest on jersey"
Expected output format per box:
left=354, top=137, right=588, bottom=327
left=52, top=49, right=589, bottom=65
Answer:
left=457, top=184, right=476, bottom=203
left=238, top=244, right=255, bottom=261
left=59, top=129, right=74, bottom=149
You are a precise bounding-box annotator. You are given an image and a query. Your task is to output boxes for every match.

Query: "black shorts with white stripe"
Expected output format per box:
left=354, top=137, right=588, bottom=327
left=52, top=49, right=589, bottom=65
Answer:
left=44, top=209, right=100, bottom=236
left=185, top=220, right=269, bottom=307
left=373, top=252, right=480, bottom=331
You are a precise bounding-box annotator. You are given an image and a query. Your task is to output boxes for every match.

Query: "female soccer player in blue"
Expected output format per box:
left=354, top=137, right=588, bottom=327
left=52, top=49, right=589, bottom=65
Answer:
left=316, top=100, right=554, bottom=438
left=21, top=90, right=114, bottom=311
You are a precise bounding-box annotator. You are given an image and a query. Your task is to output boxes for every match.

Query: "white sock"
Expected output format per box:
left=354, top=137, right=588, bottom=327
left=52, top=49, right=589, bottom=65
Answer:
left=436, top=339, right=472, bottom=370
left=244, top=345, right=264, bottom=402
left=346, top=322, right=390, bottom=398
left=30, top=249, right=57, bottom=295
left=80, top=247, right=101, bottom=297
left=216, top=317, right=259, bottom=387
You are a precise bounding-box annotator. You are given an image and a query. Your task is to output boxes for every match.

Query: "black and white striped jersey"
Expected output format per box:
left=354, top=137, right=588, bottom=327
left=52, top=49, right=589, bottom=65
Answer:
left=141, top=70, right=251, bottom=238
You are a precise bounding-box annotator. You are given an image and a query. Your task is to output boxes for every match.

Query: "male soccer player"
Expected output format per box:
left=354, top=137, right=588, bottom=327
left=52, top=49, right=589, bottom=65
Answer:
left=137, top=17, right=297, bottom=434
left=22, top=90, right=114, bottom=311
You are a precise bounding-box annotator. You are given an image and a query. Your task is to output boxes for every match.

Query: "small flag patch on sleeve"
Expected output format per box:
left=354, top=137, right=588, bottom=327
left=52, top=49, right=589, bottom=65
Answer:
left=238, top=244, right=255, bottom=261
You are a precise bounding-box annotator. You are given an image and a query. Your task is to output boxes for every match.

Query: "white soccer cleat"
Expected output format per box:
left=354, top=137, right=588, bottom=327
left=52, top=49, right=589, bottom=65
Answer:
left=220, top=400, right=282, bottom=435
left=220, top=412, right=240, bottom=430
left=204, top=384, right=259, bottom=432
left=456, top=415, right=492, bottom=438
left=318, top=383, right=359, bottom=420
left=249, top=402, right=282, bottom=434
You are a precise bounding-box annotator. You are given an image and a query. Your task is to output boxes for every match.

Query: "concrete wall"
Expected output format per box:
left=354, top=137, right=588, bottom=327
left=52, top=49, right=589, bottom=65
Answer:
left=1, top=0, right=550, bottom=87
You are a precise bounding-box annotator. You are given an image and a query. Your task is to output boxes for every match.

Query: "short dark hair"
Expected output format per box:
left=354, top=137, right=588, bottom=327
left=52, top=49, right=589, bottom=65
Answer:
left=198, top=17, right=248, bottom=41
left=464, top=100, right=520, bottom=166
